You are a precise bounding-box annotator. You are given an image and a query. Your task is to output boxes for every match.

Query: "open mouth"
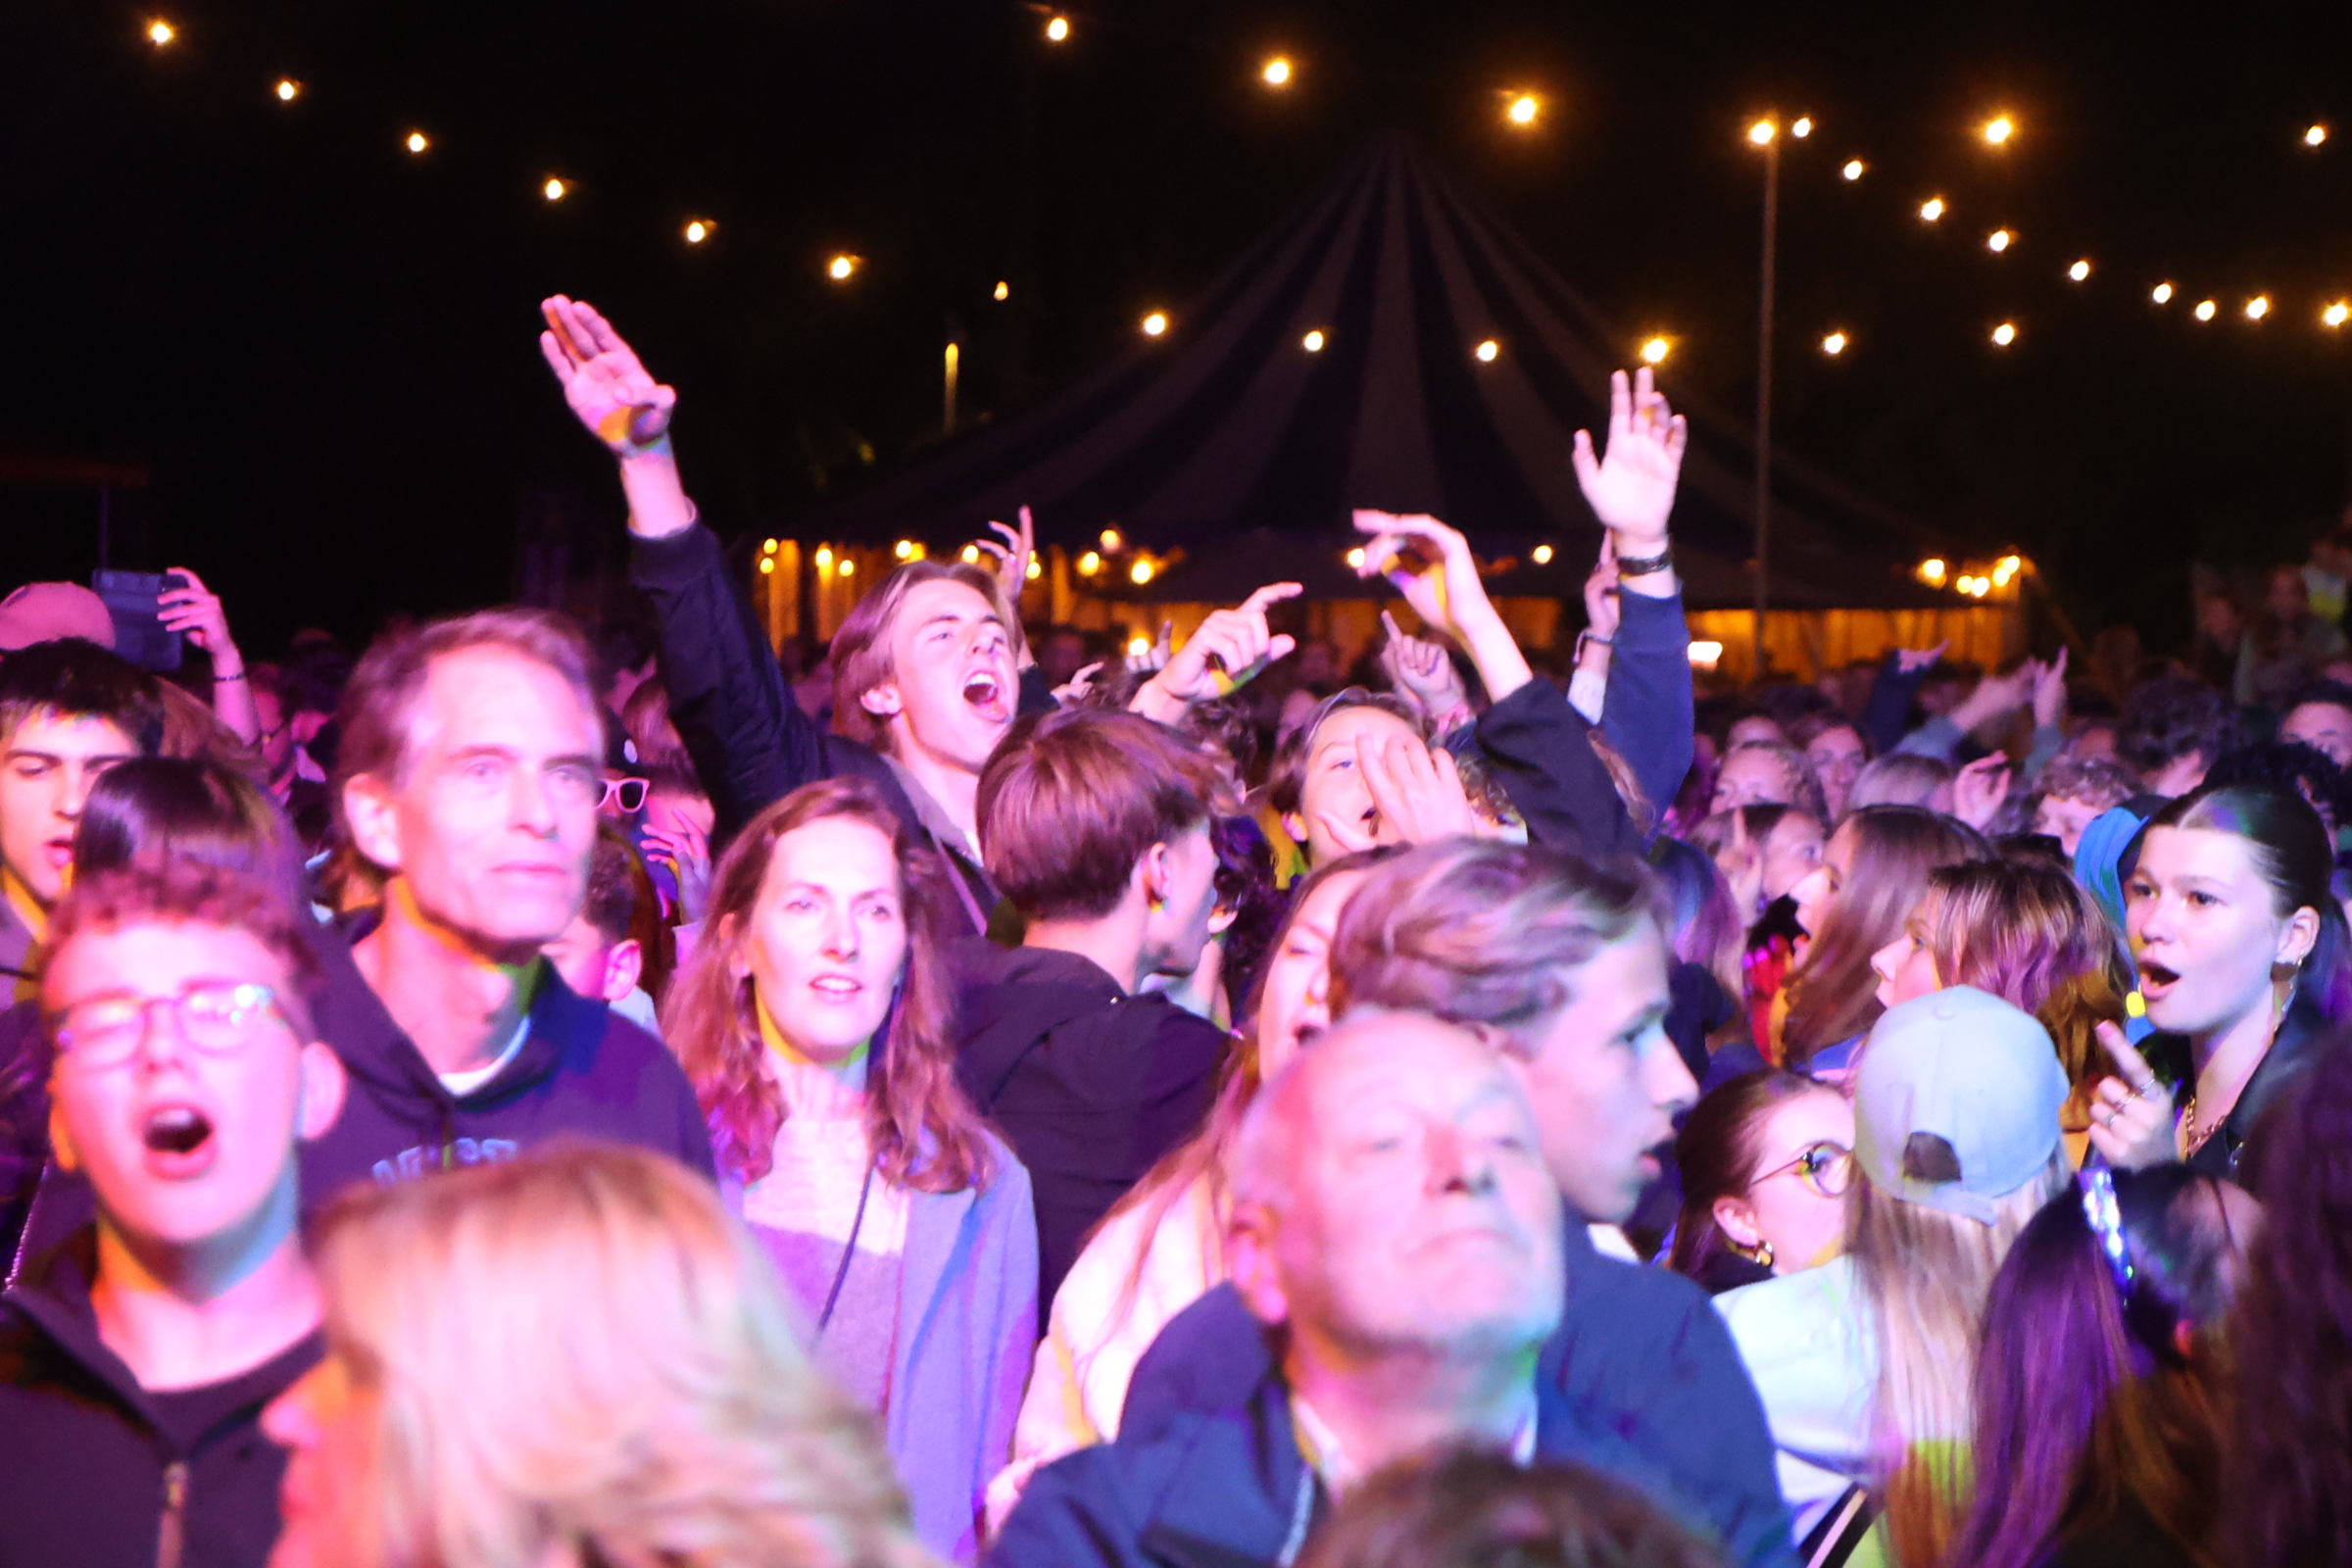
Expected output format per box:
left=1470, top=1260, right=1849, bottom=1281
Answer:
left=961, top=669, right=1004, bottom=716
left=2138, top=960, right=2180, bottom=999
left=143, top=1104, right=216, bottom=1159
left=809, top=975, right=862, bottom=1000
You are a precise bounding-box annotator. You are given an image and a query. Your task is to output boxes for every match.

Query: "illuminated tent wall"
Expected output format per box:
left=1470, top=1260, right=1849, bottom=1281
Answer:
left=793, top=132, right=2020, bottom=680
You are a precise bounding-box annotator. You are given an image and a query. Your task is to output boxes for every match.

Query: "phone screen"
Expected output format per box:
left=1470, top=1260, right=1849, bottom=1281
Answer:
left=91, top=569, right=189, bottom=672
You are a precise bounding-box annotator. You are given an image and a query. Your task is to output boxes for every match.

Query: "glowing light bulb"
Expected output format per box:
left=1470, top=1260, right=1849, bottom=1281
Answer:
left=1078, top=551, right=1102, bottom=576
left=148, top=20, right=174, bottom=45
left=1142, top=312, right=1168, bottom=336
left=2246, top=295, right=2271, bottom=319
left=815, top=547, right=834, bottom=568
left=1301, top=328, right=1325, bottom=352
left=960, top=544, right=982, bottom=564
left=994, top=280, right=1009, bottom=301
left=1919, top=197, right=1945, bottom=221
left=1101, top=528, right=1122, bottom=550
left=2194, top=299, right=2217, bottom=321
left=1261, top=57, right=1292, bottom=86
left=2308, top=124, right=2328, bottom=147
left=1842, top=159, right=1865, bottom=180
left=1749, top=120, right=1776, bottom=145
left=1984, top=116, right=2014, bottom=144
left=762, top=538, right=779, bottom=554
left=1532, top=544, right=1555, bottom=564
left=759, top=558, right=775, bottom=575
left=406, top=130, right=429, bottom=154
left=2152, top=282, right=2175, bottom=304
left=684, top=220, right=711, bottom=243
left=837, top=558, right=855, bottom=578
left=1641, top=337, right=1670, bottom=365
left=1045, top=15, right=1069, bottom=42
left=275, top=79, right=300, bottom=102
left=1507, top=94, right=1540, bottom=126
left=893, top=540, right=915, bottom=561
left=1791, top=117, right=1813, bottom=138
left=2068, top=259, right=2091, bottom=281
left=1986, top=228, right=2013, bottom=252
left=828, top=254, right=857, bottom=281
left=1347, top=547, right=1367, bottom=568
left=1918, top=559, right=1947, bottom=586
left=2327, top=302, right=2350, bottom=327
left=1821, top=331, right=1848, bottom=356
left=1128, top=635, right=1151, bottom=657
left=1130, top=559, right=1154, bottom=585
left=1991, top=321, right=2017, bottom=346
left=1474, top=339, right=1500, bottom=363
left=543, top=177, right=567, bottom=202
left=1026, top=559, right=1043, bottom=579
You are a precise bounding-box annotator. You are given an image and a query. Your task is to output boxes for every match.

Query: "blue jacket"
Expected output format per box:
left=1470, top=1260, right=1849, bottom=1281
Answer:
left=732, top=1133, right=1040, bottom=1565
left=1108, top=1223, right=1797, bottom=1568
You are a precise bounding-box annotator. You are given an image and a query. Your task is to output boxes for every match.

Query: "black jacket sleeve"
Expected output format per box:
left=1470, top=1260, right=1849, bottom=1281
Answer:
left=628, top=524, right=824, bottom=846
left=1862, top=650, right=1930, bottom=756
left=1475, top=678, right=1637, bottom=858
left=1601, top=590, right=1695, bottom=828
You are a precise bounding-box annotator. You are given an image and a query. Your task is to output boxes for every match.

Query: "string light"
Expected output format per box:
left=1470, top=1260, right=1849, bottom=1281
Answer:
left=2327, top=302, right=2350, bottom=327
left=147, top=19, right=174, bottom=45
left=1506, top=93, right=1541, bottom=127
left=1984, top=115, right=2015, bottom=144
left=1748, top=120, right=1776, bottom=145
left=762, top=539, right=779, bottom=554
left=1346, top=547, right=1367, bottom=568
left=2246, top=295, right=2271, bottom=319
left=2194, top=299, right=2218, bottom=320
left=1045, top=15, right=1069, bottom=42
left=837, top=558, right=855, bottom=578
left=1130, top=559, right=1154, bottom=585
left=1101, top=528, right=1122, bottom=549
left=828, top=254, right=858, bottom=281
left=759, top=558, right=775, bottom=575
left=994, top=280, right=1009, bottom=301
left=1532, top=544, right=1555, bottom=564
left=1641, top=336, right=1671, bottom=365
left=1919, top=197, right=1946, bottom=221
left=1078, top=551, right=1102, bottom=575
left=2152, top=281, right=2175, bottom=304
left=815, top=547, right=834, bottom=568
left=1141, top=311, right=1168, bottom=336
left=2069, top=259, right=2091, bottom=281
left=1986, top=228, right=2013, bottom=252
left=894, top=540, right=916, bottom=560
left=405, top=130, right=429, bottom=154
left=1917, top=559, right=1948, bottom=587
left=1791, top=117, right=1813, bottom=138
left=1821, top=331, right=1848, bottom=355
left=542, top=177, right=567, bottom=202
left=960, top=544, right=982, bottom=564
left=1842, top=159, right=1865, bottom=180
left=1474, top=339, right=1500, bottom=363
left=1261, top=57, right=1292, bottom=87
left=1991, top=321, right=2017, bottom=346
left=684, top=220, right=712, bottom=243
left=1128, top=635, right=1151, bottom=656
left=274, top=79, right=300, bottom=102
left=1026, top=559, right=1044, bottom=580
left=2308, top=124, right=2328, bottom=147
left=1301, top=329, right=1326, bottom=352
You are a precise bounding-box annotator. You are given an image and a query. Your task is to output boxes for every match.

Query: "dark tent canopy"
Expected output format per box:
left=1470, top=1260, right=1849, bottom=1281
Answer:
left=808, top=133, right=1952, bottom=612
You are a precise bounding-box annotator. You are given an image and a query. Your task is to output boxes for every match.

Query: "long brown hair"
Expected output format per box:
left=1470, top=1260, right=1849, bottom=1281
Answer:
left=1780, top=806, right=1990, bottom=1067
left=660, top=777, right=994, bottom=1195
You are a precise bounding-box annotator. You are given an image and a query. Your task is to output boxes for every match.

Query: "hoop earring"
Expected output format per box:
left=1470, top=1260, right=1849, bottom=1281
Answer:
left=1743, top=1239, right=1775, bottom=1271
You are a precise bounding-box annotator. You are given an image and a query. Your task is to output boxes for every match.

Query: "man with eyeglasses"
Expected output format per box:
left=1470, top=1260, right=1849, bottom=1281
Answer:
left=0, top=863, right=345, bottom=1567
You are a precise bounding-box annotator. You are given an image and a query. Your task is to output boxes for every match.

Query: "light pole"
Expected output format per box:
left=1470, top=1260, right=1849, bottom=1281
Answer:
left=1750, top=119, right=1778, bottom=682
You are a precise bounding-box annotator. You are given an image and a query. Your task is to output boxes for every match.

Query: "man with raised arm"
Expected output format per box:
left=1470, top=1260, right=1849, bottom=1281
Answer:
left=0, top=865, right=346, bottom=1567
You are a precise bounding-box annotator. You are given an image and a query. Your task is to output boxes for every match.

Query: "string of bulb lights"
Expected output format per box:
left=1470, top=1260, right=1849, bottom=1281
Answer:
left=131, top=11, right=2352, bottom=363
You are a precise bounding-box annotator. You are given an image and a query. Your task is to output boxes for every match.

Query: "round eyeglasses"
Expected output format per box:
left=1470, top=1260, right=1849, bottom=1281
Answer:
left=1753, top=1140, right=1854, bottom=1199
left=49, top=981, right=294, bottom=1072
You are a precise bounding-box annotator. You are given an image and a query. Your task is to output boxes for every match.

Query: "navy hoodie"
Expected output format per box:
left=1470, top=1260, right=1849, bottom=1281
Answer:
left=0, top=1229, right=318, bottom=1568
left=12, top=915, right=715, bottom=1274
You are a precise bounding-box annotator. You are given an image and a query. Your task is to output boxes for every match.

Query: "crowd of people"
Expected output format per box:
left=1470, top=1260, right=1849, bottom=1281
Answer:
left=1, top=291, right=2350, bottom=1568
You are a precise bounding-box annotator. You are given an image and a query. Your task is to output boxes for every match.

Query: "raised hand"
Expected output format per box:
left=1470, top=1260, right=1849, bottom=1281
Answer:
left=1951, top=753, right=2014, bottom=832
left=1582, top=532, right=1623, bottom=645
left=1358, top=733, right=1483, bottom=846
left=158, top=567, right=239, bottom=666
left=539, top=295, right=677, bottom=453
left=1570, top=367, right=1689, bottom=552
left=1895, top=641, right=1949, bottom=675
left=2086, top=1022, right=2179, bottom=1170
left=1052, top=661, right=1106, bottom=709
left=1378, top=610, right=1469, bottom=722
left=1352, top=510, right=1486, bottom=639
left=975, top=506, right=1037, bottom=608
left=643, top=814, right=713, bottom=924
left=1714, top=808, right=1766, bottom=917
left=2032, top=646, right=2071, bottom=732
left=1134, top=584, right=1301, bottom=720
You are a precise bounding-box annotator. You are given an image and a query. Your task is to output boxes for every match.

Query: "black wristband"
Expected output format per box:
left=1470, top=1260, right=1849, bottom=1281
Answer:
left=1617, top=545, right=1673, bottom=577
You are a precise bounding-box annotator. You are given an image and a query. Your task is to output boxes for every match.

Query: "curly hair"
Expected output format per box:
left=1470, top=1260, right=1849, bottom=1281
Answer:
left=660, top=776, right=994, bottom=1194
left=2118, top=674, right=2234, bottom=778
left=2224, top=1038, right=2352, bottom=1566
left=311, top=1142, right=930, bottom=1568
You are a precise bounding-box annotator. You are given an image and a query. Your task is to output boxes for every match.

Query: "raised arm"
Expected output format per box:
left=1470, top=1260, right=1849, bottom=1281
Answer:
left=158, top=567, right=259, bottom=743
left=1128, top=583, right=1299, bottom=725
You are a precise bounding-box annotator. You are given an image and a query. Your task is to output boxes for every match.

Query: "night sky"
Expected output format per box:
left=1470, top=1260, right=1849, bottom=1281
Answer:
left=5, top=0, right=2351, bottom=657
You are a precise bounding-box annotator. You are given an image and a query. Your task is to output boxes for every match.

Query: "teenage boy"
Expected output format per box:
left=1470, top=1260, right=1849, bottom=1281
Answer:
left=0, top=640, right=162, bottom=998
left=0, top=864, right=346, bottom=1567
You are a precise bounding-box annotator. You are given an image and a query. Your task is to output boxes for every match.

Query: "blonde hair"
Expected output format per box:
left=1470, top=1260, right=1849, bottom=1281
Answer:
left=313, top=1142, right=933, bottom=1568
left=1852, top=1149, right=2071, bottom=1566
left=829, top=561, right=1022, bottom=757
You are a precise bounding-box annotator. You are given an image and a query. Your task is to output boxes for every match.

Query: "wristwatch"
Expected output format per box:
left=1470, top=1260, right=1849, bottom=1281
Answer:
left=1616, top=544, right=1673, bottom=577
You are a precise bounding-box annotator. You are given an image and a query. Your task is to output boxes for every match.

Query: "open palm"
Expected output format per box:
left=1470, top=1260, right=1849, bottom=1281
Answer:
left=539, top=295, right=676, bottom=452
left=1571, top=367, right=1688, bottom=549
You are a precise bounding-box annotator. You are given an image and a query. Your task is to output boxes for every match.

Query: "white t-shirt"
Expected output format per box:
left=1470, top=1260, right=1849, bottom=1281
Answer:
left=437, top=1017, right=530, bottom=1098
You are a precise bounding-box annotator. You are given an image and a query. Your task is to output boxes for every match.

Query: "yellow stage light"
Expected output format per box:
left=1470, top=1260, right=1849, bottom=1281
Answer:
left=2069, top=259, right=2091, bottom=281
left=1991, top=321, right=2017, bottom=346
left=762, top=538, right=779, bottom=553
left=406, top=130, right=429, bottom=154
left=1347, top=547, right=1367, bottom=568
left=1641, top=337, right=1670, bottom=365
left=815, top=547, right=834, bottom=568
left=2308, top=124, right=2328, bottom=148
left=1301, top=329, right=1325, bottom=352
left=1791, top=117, right=1813, bottom=138
left=275, top=79, right=300, bottom=102
left=1045, top=15, right=1069, bottom=42
left=1142, top=312, right=1168, bottom=336
left=828, top=254, right=858, bottom=281
left=148, top=20, right=174, bottom=45
left=685, top=220, right=711, bottom=243
left=1984, top=116, right=2014, bottom=144
left=543, top=177, right=567, bottom=202
left=1920, top=197, right=1945, bottom=221
left=1748, top=120, right=1776, bottom=145
left=2152, top=282, right=2174, bottom=304
left=2194, top=299, right=2217, bottom=321
left=2246, top=295, right=2271, bottom=319
left=1475, top=339, right=1500, bottom=363
left=838, top=559, right=855, bottom=578
left=1822, top=331, right=1848, bottom=356
left=1130, top=559, right=1154, bottom=585
left=1101, top=528, right=1122, bottom=550
left=758, top=558, right=774, bottom=575
left=894, top=540, right=915, bottom=561
left=1507, top=94, right=1541, bottom=126
left=1026, top=559, right=1043, bottom=579
left=1987, top=228, right=2013, bottom=252
left=1842, top=159, right=1865, bottom=180
left=961, top=544, right=981, bottom=564
left=2327, top=302, right=2350, bottom=327
left=1078, top=551, right=1102, bottom=576
left=994, top=280, right=1009, bottom=301
left=1918, top=559, right=1947, bottom=587
left=1128, top=635, right=1151, bottom=657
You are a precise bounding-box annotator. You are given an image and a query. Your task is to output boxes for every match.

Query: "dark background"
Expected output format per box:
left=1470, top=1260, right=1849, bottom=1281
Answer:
left=5, top=0, right=2351, bottom=658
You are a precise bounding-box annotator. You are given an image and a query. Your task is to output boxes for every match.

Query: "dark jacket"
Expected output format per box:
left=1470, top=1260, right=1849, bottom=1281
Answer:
left=628, top=521, right=1040, bottom=928
left=2161, top=992, right=2339, bottom=1183
left=993, top=1270, right=1790, bottom=1568
left=1599, top=589, right=1698, bottom=829
left=0, top=1229, right=318, bottom=1568
left=951, top=939, right=1226, bottom=1327
left=1116, top=1224, right=1797, bottom=1568
left=1475, top=679, right=1640, bottom=858
left=14, top=916, right=715, bottom=1275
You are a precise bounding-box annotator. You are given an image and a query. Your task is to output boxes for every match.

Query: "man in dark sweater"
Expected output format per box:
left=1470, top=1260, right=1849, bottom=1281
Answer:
left=956, top=708, right=1231, bottom=1324
left=0, top=864, right=347, bottom=1567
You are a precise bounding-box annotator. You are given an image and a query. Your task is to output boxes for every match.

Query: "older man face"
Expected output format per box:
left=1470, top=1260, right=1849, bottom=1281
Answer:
left=1230, top=1011, right=1564, bottom=1361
